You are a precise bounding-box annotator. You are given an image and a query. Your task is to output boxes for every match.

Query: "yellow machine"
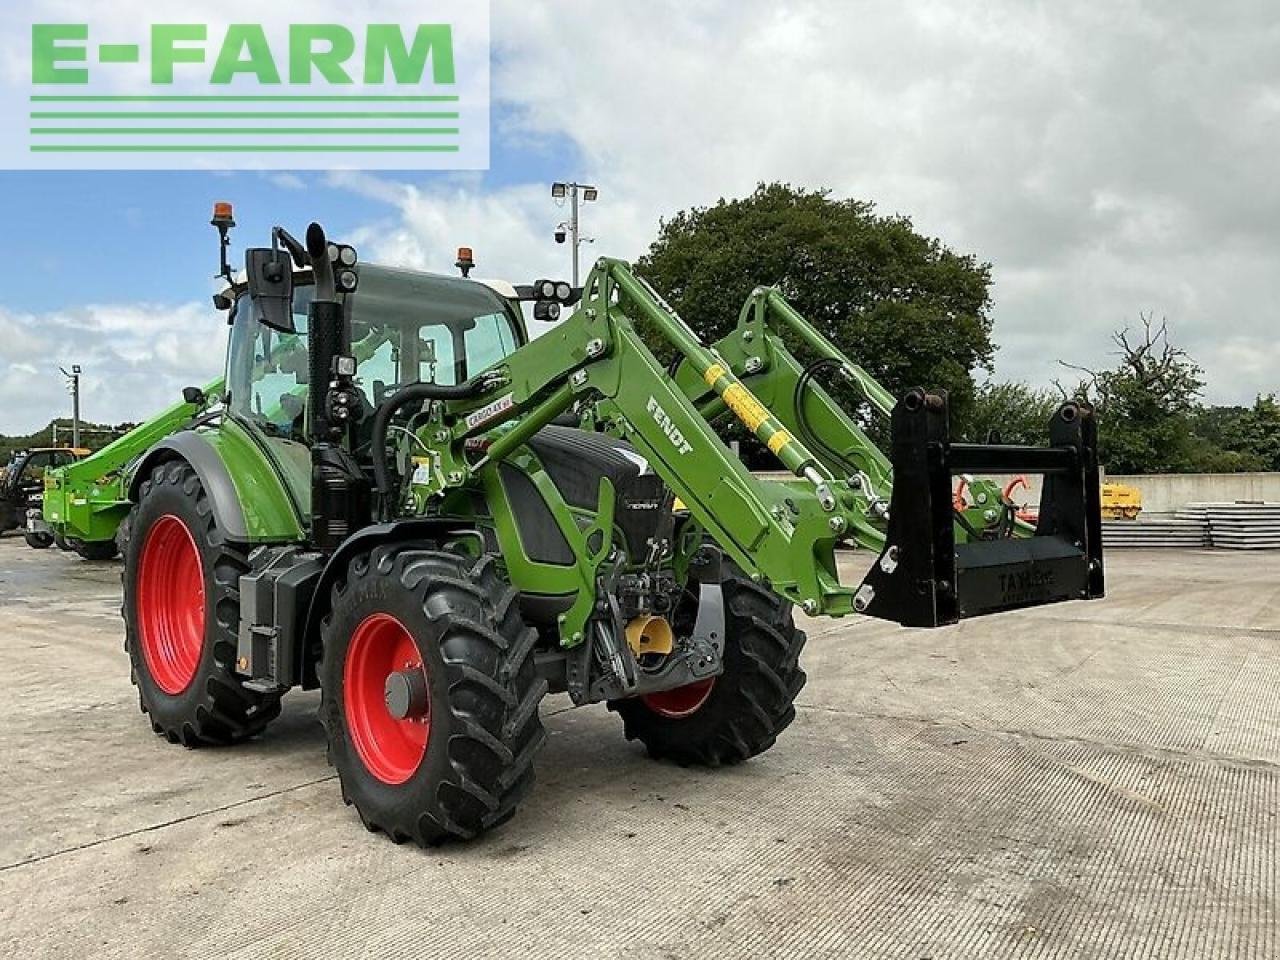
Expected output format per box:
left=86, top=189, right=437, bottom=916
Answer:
left=1101, top=482, right=1143, bottom=520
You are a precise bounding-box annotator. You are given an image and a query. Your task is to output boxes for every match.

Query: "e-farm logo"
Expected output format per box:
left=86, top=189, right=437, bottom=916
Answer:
left=2, top=8, right=489, bottom=170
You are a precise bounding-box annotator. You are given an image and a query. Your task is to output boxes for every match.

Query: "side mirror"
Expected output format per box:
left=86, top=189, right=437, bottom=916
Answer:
left=245, top=248, right=295, bottom=333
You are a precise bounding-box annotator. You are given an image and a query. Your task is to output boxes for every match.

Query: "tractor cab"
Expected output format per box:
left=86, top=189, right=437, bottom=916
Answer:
left=223, top=263, right=527, bottom=446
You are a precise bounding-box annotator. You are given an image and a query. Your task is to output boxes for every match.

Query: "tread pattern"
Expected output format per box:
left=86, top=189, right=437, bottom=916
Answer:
left=610, top=567, right=807, bottom=766
left=320, top=547, right=547, bottom=846
left=121, top=461, right=282, bottom=746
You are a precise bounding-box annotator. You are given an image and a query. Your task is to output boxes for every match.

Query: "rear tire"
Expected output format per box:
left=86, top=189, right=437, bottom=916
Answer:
left=121, top=461, right=282, bottom=746
left=610, top=567, right=807, bottom=765
left=74, top=538, right=119, bottom=562
left=320, top=547, right=547, bottom=846
left=24, top=531, right=53, bottom=550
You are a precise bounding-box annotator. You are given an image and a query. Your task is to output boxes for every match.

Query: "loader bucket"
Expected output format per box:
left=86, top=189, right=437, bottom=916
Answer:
left=855, top=390, right=1104, bottom=627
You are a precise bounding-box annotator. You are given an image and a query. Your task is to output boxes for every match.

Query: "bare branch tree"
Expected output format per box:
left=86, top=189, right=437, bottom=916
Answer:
left=1055, top=313, right=1201, bottom=413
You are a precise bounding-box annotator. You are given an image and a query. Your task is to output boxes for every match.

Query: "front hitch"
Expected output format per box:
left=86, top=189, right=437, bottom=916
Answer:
left=855, top=390, right=1104, bottom=627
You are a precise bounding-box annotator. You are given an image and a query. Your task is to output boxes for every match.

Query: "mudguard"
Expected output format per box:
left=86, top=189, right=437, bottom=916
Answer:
left=128, top=422, right=307, bottom=543
left=298, top=519, right=474, bottom=688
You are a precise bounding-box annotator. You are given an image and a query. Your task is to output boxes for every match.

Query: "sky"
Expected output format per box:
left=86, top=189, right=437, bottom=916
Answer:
left=1, top=0, right=1278, bottom=434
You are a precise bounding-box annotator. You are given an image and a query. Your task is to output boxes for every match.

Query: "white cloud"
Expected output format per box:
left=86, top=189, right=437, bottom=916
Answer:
left=4, top=0, right=1276, bottom=434
left=264, top=173, right=307, bottom=192
left=0, top=303, right=225, bottom=433
left=330, top=0, right=1280, bottom=406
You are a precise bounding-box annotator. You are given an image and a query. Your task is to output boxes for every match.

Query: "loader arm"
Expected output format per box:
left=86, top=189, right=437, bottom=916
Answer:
left=675, top=286, right=1025, bottom=543
left=420, top=258, right=1102, bottom=633
left=42, top=378, right=225, bottom=542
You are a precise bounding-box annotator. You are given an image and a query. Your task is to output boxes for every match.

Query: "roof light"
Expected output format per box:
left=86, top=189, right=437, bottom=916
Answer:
left=555, top=281, right=572, bottom=301
left=456, top=246, right=476, bottom=278
left=551, top=182, right=567, bottom=199
left=582, top=186, right=599, bottom=202
left=210, top=201, right=235, bottom=227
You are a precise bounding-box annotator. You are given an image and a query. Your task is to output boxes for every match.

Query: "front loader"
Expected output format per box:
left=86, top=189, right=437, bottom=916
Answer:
left=117, top=208, right=1103, bottom=846
left=35, top=380, right=223, bottom=560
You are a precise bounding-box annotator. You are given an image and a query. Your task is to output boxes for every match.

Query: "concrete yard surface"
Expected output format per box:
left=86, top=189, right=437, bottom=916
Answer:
left=1, top=537, right=1278, bottom=959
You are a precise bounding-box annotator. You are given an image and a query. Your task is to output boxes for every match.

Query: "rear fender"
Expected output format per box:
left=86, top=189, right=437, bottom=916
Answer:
left=128, top=425, right=305, bottom=543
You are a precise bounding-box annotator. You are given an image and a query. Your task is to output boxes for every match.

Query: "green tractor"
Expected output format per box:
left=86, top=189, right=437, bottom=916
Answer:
left=117, top=207, right=1103, bottom=845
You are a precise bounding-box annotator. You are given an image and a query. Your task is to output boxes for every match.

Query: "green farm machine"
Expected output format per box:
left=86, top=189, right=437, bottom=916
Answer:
left=31, top=384, right=223, bottom=560
left=112, top=205, right=1103, bottom=845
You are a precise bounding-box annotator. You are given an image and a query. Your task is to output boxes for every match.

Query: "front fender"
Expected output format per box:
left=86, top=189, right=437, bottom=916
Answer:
left=298, top=519, right=472, bottom=688
left=128, top=420, right=307, bottom=543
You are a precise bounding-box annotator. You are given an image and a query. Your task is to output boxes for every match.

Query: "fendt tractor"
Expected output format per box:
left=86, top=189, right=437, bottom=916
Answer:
left=116, top=204, right=1104, bottom=845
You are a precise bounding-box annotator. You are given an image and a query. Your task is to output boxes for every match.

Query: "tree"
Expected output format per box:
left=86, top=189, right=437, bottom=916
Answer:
left=0, top=419, right=131, bottom=461
left=958, top=380, right=1061, bottom=445
left=1058, top=315, right=1205, bottom=473
left=1191, top=396, right=1280, bottom=471
left=636, top=183, right=995, bottom=418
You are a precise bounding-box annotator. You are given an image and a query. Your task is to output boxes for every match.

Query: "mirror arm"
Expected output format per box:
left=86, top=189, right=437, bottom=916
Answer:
left=273, top=226, right=310, bottom=269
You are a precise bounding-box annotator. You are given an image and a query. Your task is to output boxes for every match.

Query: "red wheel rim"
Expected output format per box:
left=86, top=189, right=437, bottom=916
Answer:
left=136, top=514, right=206, bottom=696
left=343, top=613, right=430, bottom=785
left=642, top=678, right=715, bottom=719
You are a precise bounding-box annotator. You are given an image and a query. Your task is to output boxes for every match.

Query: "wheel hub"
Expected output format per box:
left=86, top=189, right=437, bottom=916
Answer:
left=136, top=514, right=205, bottom=696
left=384, top=667, right=429, bottom=721
left=642, top=677, right=716, bottom=719
left=343, top=613, right=430, bottom=785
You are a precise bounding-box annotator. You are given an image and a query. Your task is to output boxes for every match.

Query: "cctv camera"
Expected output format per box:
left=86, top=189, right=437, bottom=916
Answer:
left=554, top=229, right=567, bottom=244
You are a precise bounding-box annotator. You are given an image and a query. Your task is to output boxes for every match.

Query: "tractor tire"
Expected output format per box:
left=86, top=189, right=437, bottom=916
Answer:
left=74, top=538, right=119, bottom=562
left=320, top=547, right=547, bottom=846
left=54, top=532, right=71, bottom=551
left=24, top=531, right=53, bottom=550
left=609, top=566, right=807, bottom=766
left=121, top=461, right=282, bottom=746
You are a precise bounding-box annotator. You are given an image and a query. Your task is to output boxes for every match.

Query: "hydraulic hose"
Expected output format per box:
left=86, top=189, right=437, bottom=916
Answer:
left=793, top=357, right=862, bottom=477
left=371, top=378, right=493, bottom=501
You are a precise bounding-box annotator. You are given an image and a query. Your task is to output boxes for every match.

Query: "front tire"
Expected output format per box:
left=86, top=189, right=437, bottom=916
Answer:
left=24, top=530, right=53, bottom=550
left=121, top=461, right=282, bottom=746
left=320, top=547, right=547, bottom=846
left=610, top=567, right=807, bottom=765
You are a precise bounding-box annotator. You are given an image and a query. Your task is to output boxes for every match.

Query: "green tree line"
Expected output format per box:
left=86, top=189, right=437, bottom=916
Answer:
left=639, top=183, right=1277, bottom=474
left=0, top=420, right=134, bottom=463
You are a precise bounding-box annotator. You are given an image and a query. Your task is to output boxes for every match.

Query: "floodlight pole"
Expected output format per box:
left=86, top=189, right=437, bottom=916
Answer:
left=570, top=186, right=580, bottom=288
left=552, top=181, right=598, bottom=288
left=60, top=365, right=81, bottom=448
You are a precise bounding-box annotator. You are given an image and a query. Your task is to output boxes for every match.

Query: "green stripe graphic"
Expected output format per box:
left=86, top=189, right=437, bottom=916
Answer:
left=31, top=128, right=460, bottom=136
left=97, top=45, right=140, bottom=64
left=30, top=144, right=462, bottom=153
left=31, top=111, right=459, bottom=119
left=30, top=95, right=459, bottom=103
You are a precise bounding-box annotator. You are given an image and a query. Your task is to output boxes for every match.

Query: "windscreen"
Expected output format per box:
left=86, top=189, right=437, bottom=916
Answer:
left=225, top=266, right=522, bottom=440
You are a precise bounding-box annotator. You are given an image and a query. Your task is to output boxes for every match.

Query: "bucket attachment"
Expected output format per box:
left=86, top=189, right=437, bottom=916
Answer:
left=855, top=390, right=1104, bottom=627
